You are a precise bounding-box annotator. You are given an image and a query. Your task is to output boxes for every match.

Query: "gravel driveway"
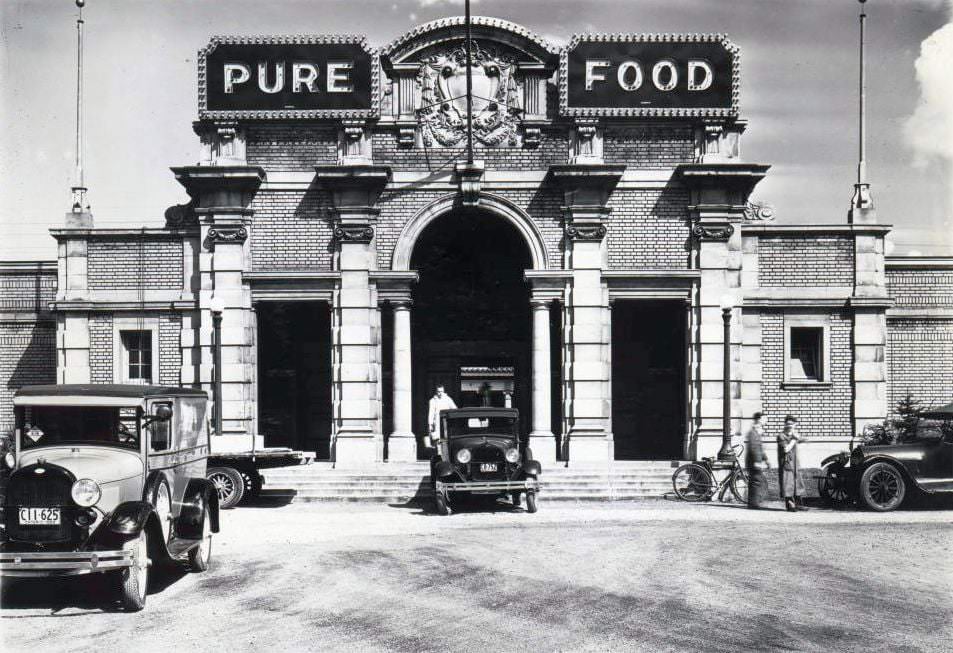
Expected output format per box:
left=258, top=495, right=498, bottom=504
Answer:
left=3, top=500, right=952, bottom=652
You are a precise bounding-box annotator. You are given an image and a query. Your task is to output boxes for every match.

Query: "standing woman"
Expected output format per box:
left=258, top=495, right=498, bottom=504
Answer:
left=777, top=415, right=807, bottom=511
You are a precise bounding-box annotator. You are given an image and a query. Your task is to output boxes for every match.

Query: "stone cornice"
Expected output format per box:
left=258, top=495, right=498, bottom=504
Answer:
left=51, top=300, right=196, bottom=312
left=743, top=223, right=893, bottom=236
left=675, top=163, right=770, bottom=193
left=886, top=256, right=953, bottom=270
left=0, top=261, right=57, bottom=273
left=49, top=228, right=197, bottom=240
left=171, top=165, right=267, bottom=199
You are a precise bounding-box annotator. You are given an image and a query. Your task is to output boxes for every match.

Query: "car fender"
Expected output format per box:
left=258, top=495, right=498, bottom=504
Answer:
left=859, top=456, right=926, bottom=493
left=89, top=501, right=173, bottom=564
left=820, top=453, right=846, bottom=469
left=521, top=460, right=541, bottom=478
left=434, top=461, right=455, bottom=478
left=176, top=478, right=221, bottom=537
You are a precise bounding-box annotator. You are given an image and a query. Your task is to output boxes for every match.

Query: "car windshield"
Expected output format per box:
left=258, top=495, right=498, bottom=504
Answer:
left=445, top=415, right=518, bottom=438
left=16, top=405, right=141, bottom=451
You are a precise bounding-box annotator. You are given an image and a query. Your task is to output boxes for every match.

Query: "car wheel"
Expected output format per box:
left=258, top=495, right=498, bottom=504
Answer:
left=525, top=490, right=538, bottom=513
left=435, top=491, right=451, bottom=516
left=187, top=505, right=212, bottom=572
left=511, top=492, right=522, bottom=508
left=818, top=463, right=850, bottom=505
left=118, top=530, right=149, bottom=612
left=860, top=462, right=906, bottom=512
left=207, top=466, right=245, bottom=510
left=152, top=479, right=173, bottom=544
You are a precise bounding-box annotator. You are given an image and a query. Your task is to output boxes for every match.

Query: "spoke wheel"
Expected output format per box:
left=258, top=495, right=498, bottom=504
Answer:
left=118, top=530, right=149, bottom=612
left=860, top=462, right=906, bottom=512
left=818, top=463, right=851, bottom=505
left=729, top=468, right=748, bottom=504
left=207, top=466, right=245, bottom=509
left=187, top=506, right=212, bottom=572
left=153, top=481, right=172, bottom=544
left=672, top=463, right=715, bottom=502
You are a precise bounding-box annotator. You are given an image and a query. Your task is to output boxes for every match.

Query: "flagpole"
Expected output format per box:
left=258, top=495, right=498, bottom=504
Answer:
left=464, top=0, right=474, bottom=166
left=849, top=0, right=874, bottom=222
left=71, top=0, right=88, bottom=213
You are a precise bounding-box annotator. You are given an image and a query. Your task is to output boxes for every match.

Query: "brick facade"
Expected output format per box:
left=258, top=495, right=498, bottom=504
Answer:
left=89, top=314, right=113, bottom=383
left=159, top=313, right=182, bottom=386
left=603, top=125, right=695, bottom=168
left=372, top=130, right=569, bottom=169
left=246, top=124, right=338, bottom=170
left=88, top=239, right=182, bottom=290
left=758, top=237, right=854, bottom=286
left=886, top=318, right=953, bottom=413
left=251, top=189, right=335, bottom=271
left=606, top=188, right=690, bottom=269
left=887, top=269, right=953, bottom=309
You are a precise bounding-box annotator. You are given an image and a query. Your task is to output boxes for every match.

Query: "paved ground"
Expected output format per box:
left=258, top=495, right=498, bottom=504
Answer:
left=2, top=498, right=952, bottom=652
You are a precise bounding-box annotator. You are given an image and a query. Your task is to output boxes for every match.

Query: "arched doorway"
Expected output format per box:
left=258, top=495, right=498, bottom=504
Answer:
left=409, top=209, right=533, bottom=456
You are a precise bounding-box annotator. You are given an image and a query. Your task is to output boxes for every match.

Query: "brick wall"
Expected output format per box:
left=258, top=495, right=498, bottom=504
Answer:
left=887, top=269, right=953, bottom=309
left=89, top=314, right=113, bottom=383
left=251, top=189, right=335, bottom=271
left=159, top=313, right=181, bottom=385
left=887, top=318, right=953, bottom=412
left=88, top=239, right=183, bottom=290
left=246, top=124, right=338, bottom=170
left=759, top=311, right=854, bottom=439
left=372, top=129, right=569, bottom=169
left=0, top=267, right=56, bottom=315
left=603, top=125, right=695, bottom=168
left=758, top=237, right=854, bottom=287
left=606, top=187, right=690, bottom=269
left=0, top=323, right=55, bottom=435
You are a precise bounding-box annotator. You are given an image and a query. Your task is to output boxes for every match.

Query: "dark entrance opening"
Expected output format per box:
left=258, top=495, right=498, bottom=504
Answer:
left=257, top=301, right=332, bottom=459
left=410, top=210, right=532, bottom=458
left=611, top=300, right=686, bottom=460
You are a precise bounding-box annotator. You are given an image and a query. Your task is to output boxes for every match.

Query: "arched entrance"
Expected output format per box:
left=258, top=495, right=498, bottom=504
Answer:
left=409, top=209, right=533, bottom=456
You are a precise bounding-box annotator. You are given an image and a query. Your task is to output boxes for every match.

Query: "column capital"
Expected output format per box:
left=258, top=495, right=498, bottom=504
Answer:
left=391, top=299, right=412, bottom=311
left=530, top=299, right=550, bottom=311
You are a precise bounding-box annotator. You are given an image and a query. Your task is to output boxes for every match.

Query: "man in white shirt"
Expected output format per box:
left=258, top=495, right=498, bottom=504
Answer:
left=426, top=385, right=457, bottom=448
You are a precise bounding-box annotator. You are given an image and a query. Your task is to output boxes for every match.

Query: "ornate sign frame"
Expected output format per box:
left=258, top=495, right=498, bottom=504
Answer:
left=559, top=33, right=740, bottom=118
left=198, top=35, right=380, bottom=120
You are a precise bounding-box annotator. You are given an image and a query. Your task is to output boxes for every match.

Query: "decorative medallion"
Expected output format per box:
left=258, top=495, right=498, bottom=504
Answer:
left=416, top=41, right=523, bottom=147
left=691, top=223, right=735, bottom=241
left=204, top=226, right=248, bottom=250
left=565, top=224, right=607, bottom=241
left=333, top=226, right=375, bottom=243
left=744, top=200, right=776, bottom=221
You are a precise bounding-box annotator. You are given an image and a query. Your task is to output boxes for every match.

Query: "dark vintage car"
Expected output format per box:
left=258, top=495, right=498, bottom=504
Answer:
left=431, top=407, right=541, bottom=515
left=842, top=403, right=953, bottom=511
left=0, top=384, right=220, bottom=611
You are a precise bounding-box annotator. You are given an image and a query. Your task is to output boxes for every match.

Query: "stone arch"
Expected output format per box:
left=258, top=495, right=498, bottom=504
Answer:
left=391, top=193, right=549, bottom=271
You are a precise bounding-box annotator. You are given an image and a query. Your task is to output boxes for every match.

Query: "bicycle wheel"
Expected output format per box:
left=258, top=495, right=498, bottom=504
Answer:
left=729, top=467, right=749, bottom=504
left=672, top=463, right=715, bottom=501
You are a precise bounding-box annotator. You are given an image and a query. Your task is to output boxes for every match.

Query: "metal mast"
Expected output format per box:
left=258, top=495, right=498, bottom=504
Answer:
left=849, top=0, right=874, bottom=221
left=70, top=0, right=88, bottom=213
left=464, top=0, right=474, bottom=165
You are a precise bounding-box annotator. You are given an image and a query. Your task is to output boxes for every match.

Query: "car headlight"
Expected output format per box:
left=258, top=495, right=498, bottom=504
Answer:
left=505, top=448, right=520, bottom=464
left=456, top=448, right=471, bottom=464
left=2, top=452, right=14, bottom=469
left=71, top=478, right=102, bottom=507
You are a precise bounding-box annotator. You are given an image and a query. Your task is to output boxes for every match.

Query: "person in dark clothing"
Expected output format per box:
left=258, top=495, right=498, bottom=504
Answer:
left=745, top=412, right=770, bottom=509
left=777, top=414, right=807, bottom=511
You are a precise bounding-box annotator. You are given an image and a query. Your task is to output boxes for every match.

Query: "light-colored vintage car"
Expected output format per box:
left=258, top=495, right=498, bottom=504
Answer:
left=0, top=384, right=220, bottom=611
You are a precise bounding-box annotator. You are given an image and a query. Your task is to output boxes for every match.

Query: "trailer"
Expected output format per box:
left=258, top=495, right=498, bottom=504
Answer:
left=207, top=447, right=314, bottom=509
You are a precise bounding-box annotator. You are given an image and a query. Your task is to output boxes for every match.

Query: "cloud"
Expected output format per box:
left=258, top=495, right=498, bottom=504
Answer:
left=903, top=20, right=953, bottom=169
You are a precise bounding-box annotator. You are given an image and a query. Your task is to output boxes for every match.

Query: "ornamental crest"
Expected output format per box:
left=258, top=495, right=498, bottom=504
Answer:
left=416, top=42, right=523, bottom=147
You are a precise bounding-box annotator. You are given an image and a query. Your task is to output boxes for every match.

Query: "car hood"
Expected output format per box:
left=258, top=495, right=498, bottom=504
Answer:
left=18, top=446, right=144, bottom=485
left=450, top=435, right=516, bottom=450
left=855, top=442, right=930, bottom=462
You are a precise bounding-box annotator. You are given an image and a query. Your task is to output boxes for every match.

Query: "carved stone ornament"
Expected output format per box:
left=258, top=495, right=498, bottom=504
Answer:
left=565, top=224, right=607, bottom=241
left=691, top=223, right=735, bottom=241
left=333, top=225, right=375, bottom=243
left=416, top=41, right=523, bottom=147
left=164, top=200, right=198, bottom=228
left=204, top=226, right=248, bottom=250
left=744, top=201, right=776, bottom=221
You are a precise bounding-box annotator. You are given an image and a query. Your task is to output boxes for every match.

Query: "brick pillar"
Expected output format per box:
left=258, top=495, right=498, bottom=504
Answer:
left=315, top=165, right=391, bottom=467
left=677, top=163, right=769, bottom=458
left=550, top=164, right=623, bottom=464
left=172, top=165, right=265, bottom=449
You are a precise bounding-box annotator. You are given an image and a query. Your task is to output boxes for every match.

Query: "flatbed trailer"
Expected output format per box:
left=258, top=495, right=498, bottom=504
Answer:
left=207, top=448, right=314, bottom=509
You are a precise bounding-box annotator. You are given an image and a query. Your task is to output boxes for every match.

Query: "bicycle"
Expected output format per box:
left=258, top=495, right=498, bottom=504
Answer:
left=672, top=444, right=749, bottom=503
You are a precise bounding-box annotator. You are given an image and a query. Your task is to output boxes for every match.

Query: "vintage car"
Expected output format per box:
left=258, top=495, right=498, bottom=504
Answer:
left=844, top=403, right=953, bottom=511
left=0, top=384, right=220, bottom=611
left=431, top=407, right=541, bottom=515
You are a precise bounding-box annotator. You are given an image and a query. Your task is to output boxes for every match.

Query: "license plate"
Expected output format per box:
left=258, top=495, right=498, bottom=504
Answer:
left=18, top=507, right=61, bottom=526
left=479, top=463, right=497, bottom=473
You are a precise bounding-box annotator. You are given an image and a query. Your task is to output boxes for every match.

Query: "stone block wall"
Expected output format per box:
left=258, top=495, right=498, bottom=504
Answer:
left=603, top=125, right=695, bottom=168
left=759, top=310, right=853, bottom=439
left=88, top=239, right=183, bottom=290
left=758, top=237, right=854, bottom=286
left=246, top=124, right=338, bottom=169
left=606, top=187, right=690, bottom=269
left=251, top=189, right=334, bottom=271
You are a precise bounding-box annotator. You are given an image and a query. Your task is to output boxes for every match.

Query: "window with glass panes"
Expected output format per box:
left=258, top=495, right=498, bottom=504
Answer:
left=789, top=327, right=822, bottom=381
left=121, top=330, right=153, bottom=383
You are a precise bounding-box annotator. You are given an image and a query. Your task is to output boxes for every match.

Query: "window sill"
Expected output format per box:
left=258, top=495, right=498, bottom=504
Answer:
left=781, top=381, right=833, bottom=389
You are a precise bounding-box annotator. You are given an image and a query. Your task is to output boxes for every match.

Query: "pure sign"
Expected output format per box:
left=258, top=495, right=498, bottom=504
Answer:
left=562, top=36, right=736, bottom=116
left=201, top=38, right=375, bottom=117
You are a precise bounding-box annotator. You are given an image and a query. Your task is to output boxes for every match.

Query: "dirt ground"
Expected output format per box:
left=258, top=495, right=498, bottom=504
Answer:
left=2, top=499, right=952, bottom=652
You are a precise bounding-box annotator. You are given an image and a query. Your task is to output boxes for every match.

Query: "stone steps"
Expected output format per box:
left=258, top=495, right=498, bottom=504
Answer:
left=254, top=461, right=684, bottom=504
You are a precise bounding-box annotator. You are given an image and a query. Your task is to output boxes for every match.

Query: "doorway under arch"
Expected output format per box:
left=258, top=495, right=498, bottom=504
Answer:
left=408, top=209, right=533, bottom=457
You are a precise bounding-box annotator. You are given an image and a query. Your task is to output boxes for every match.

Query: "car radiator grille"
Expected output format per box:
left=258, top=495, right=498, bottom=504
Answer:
left=4, top=463, right=76, bottom=543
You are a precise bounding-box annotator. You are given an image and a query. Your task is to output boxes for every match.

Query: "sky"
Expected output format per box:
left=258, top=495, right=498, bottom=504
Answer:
left=1, top=0, right=951, bottom=260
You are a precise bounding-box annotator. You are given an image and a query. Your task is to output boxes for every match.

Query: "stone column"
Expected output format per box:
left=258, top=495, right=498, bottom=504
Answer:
left=388, top=301, right=416, bottom=462
left=172, top=165, right=265, bottom=450
left=54, top=234, right=91, bottom=384
left=529, top=299, right=556, bottom=463
left=315, top=165, right=391, bottom=468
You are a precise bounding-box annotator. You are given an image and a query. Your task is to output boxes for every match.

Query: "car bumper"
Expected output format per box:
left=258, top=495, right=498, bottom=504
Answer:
left=0, top=548, right=136, bottom=577
left=436, top=478, right=540, bottom=494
